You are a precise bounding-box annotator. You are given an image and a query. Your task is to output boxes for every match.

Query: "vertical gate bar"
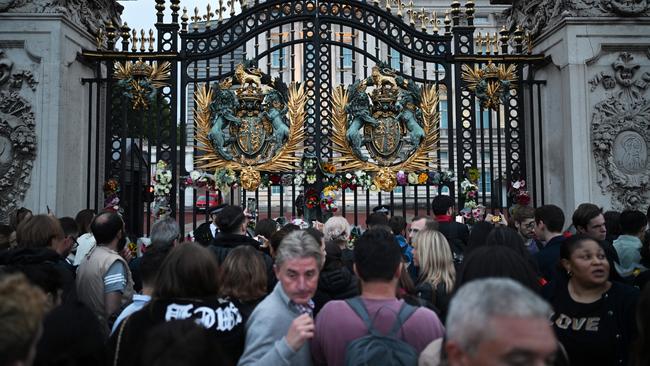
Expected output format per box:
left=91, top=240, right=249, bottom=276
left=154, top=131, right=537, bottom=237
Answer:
left=452, top=23, right=476, bottom=207
left=280, top=184, right=284, bottom=218
left=514, top=64, right=527, bottom=202
left=146, top=99, right=153, bottom=235
left=402, top=183, right=406, bottom=218
left=267, top=185, right=272, bottom=218
left=120, top=94, right=128, bottom=231
left=496, top=103, right=503, bottom=210
left=488, top=103, right=495, bottom=209
left=255, top=187, right=260, bottom=219
left=434, top=62, right=441, bottom=205
left=339, top=26, right=346, bottom=217
left=278, top=28, right=284, bottom=81
left=290, top=21, right=296, bottom=219
left=339, top=26, right=344, bottom=83
left=104, top=59, right=114, bottom=188
left=527, top=78, right=537, bottom=207
left=130, top=105, right=137, bottom=236
left=504, top=83, right=513, bottom=210
left=536, top=82, right=545, bottom=205
left=95, top=70, right=102, bottom=211
left=374, top=25, right=380, bottom=210
left=360, top=27, right=369, bottom=226
left=86, top=81, right=94, bottom=209
left=192, top=63, right=200, bottom=228
left=204, top=58, right=212, bottom=216
left=264, top=26, right=271, bottom=227
left=446, top=64, right=455, bottom=200
left=423, top=61, right=430, bottom=216
left=479, top=105, right=486, bottom=207
left=413, top=185, right=418, bottom=217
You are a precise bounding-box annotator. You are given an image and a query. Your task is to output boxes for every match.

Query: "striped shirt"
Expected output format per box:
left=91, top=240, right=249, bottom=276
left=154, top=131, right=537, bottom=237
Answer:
left=103, top=260, right=127, bottom=293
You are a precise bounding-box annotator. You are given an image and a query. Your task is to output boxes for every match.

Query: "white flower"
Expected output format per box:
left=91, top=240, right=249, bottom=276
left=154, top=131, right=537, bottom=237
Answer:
left=190, top=170, right=201, bottom=181
left=512, top=180, right=522, bottom=189
left=345, top=173, right=352, bottom=179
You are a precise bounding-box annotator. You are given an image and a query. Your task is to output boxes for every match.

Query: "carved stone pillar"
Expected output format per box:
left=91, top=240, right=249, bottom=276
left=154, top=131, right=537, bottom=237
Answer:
left=506, top=0, right=650, bottom=213
left=0, top=1, right=122, bottom=222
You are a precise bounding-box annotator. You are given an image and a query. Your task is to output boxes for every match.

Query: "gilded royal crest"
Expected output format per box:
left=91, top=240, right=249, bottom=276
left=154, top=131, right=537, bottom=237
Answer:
left=113, top=58, right=171, bottom=110
left=332, top=61, right=440, bottom=185
left=193, top=60, right=305, bottom=189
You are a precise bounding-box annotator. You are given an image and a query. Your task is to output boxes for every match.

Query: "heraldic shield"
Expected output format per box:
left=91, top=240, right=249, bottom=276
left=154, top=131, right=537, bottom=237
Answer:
left=195, top=60, right=301, bottom=164
left=193, top=60, right=306, bottom=190
left=332, top=61, right=440, bottom=174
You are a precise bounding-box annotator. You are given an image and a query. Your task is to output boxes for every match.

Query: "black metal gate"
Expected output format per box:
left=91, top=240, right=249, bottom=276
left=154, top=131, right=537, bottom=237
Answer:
left=82, top=0, right=545, bottom=236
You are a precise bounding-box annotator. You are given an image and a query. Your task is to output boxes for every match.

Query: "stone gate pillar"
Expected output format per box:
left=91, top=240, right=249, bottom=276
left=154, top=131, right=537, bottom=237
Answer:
left=507, top=0, right=650, bottom=215
left=0, top=1, right=122, bottom=222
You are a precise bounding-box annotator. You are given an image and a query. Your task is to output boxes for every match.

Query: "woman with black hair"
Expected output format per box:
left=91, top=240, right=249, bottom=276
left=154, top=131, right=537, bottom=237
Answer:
left=455, top=245, right=541, bottom=293
left=549, top=234, right=639, bottom=366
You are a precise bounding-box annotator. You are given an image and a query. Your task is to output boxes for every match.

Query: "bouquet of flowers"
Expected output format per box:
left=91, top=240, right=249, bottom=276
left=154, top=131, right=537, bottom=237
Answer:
left=103, top=178, right=121, bottom=213
left=427, top=170, right=455, bottom=186
left=337, top=170, right=373, bottom=190
left=293, top=172, right=306, bottom=186
left=152, top=161, right=172, bottom=220
left=460, top=178, right=479, bottom=209
left=153, top=161, right=172, bottom=197
left=182, top=170, right=215, bottom=189
left=320, top=185, right=338, bottom=213
left=214, top=168, right=238, bottom=192
left=461, top=205, right=485, bottom=225
left=305, top=188, right=320, bottom=209
left=397, top=171, right=408, bottom=186
left=302, top=155, right=319, bottom=184
left=508, top=179, right=531, bottom=206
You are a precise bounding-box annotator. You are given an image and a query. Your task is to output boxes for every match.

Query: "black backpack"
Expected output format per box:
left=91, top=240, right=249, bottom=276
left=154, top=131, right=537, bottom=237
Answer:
left=344, top=297, right=418, bottom=366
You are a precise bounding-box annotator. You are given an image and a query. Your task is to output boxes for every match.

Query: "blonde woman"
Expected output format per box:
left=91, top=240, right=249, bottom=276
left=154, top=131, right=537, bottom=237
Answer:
left=413, top=229, right=456, bottom=320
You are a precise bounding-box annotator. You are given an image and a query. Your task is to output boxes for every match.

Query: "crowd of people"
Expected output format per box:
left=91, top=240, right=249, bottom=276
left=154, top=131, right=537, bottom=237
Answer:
left=1, top=196, right=649, bottom=366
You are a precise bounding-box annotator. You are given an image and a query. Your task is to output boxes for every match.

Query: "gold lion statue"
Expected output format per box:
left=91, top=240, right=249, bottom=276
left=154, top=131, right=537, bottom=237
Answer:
left=371, top=64, right=398, bottom=89
left=235, top=63, right=263, bottom=88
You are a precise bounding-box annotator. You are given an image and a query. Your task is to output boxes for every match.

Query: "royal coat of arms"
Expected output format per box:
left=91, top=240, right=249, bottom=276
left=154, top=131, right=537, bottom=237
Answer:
left=332, top=61, right=439, bottom=190
left=194, top=60, right=306, bottom=189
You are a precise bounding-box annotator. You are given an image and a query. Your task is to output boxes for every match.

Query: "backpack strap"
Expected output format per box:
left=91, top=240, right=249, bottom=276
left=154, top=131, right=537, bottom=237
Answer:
left=387, top=302, right=418, bottom=337
left=345, top=297, right=377, bottom=334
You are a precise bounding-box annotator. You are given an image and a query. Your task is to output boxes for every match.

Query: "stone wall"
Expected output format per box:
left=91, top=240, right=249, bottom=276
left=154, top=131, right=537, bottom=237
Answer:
left=0, top=8, right=115, bottom=222
left=530, top=19, right=650, bottom=215
left=506, top=0, right=650, bottom=216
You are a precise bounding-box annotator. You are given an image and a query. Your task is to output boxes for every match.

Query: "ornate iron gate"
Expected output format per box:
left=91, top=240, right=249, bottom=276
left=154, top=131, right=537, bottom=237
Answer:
left=82, top=0, right=545, bottom=236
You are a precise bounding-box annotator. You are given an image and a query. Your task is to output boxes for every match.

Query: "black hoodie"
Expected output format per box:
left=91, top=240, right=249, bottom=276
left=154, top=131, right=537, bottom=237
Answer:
left=0, top=247, right=77, bottom=303
left=313, top=265, right=359, bottom=315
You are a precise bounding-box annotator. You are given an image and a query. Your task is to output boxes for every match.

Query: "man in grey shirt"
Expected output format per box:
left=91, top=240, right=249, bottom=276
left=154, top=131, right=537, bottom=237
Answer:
left=238, top=230, right=323, bottom=366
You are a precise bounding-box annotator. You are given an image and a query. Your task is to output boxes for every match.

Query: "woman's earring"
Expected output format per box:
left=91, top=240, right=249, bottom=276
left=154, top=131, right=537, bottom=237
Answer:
left=567, top=270, right=573, bottom=277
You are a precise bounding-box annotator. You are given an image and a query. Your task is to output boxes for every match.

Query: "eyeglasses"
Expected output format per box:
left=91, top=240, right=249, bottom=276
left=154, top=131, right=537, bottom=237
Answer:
left=69, top=235, right=79, bottom=252
left=523, top=221, right=536, bottom=230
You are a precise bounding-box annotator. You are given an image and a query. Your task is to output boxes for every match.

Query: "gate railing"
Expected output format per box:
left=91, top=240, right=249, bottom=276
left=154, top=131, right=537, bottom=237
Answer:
left=80, top=0, right=546, bottom=236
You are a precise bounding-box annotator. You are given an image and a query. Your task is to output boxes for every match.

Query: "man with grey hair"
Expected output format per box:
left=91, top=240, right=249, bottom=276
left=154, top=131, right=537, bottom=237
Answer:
left=149, top=217, right=181, bottom=251
left=419, top=278, right=558, bottom=366
left=239, top=230, right=324, bottom=366
left=129, top=217, right=180, bottom=292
